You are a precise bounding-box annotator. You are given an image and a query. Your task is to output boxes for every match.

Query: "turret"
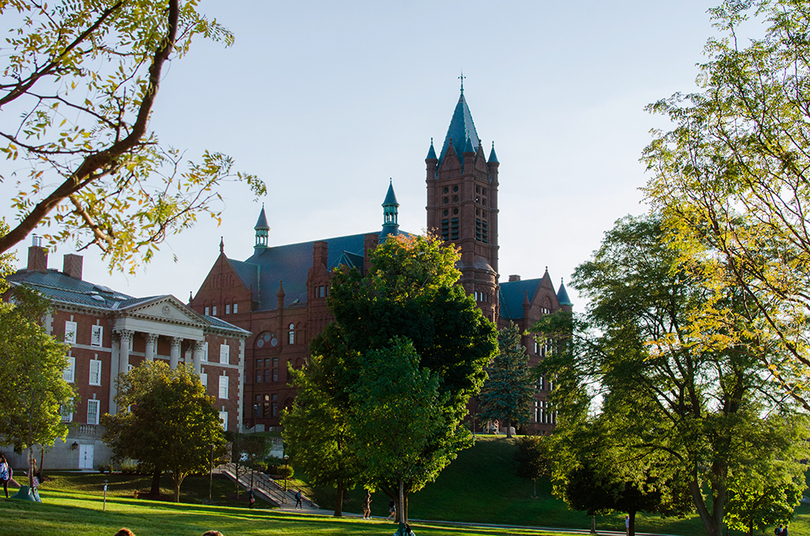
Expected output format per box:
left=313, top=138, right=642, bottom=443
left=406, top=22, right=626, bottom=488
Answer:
left=380, top=179, right=400, bottom=240
left=254, top=205, right=269, bottom=249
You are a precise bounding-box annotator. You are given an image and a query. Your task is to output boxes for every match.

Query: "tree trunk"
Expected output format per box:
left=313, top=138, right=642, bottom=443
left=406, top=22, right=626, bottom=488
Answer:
left=591, top=515, right=596, bottom=534
left=150, top=467, right=162, bottom=496
left=399, top=478, right=406, bottom=524
left=689, top=479, right=723, bottom=536
left=532, top=478, right=537, bottom=498
left=629, top=510, right=636, bottom=536
left=333, top=479, right=344, bottom=517
left=172, top=473, right=183, bottom=503
left=506, top=419, right=512, bottom=438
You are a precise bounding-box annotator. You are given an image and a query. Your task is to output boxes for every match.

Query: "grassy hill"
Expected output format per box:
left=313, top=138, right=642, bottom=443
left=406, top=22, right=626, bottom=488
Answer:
left=312, top=435, right=810, bottom=536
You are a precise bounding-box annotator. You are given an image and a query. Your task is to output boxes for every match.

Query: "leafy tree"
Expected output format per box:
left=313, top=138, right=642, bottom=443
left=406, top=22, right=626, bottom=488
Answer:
left=282, top=335, right=364, bottom=517
left=289, top=234, right=498, bottom=519
left=349, top=338, right=444, bottom=528
left=0, top=0, right=265, bottom=272
left=540, top=214, right=809, bottom=536
left=0, top=285, right=75, bottom=486
left=643, top=0, right=810, bottom=410
left=102, top=361, right=226, bottom=502
left=479, top=323, right=535, bottom=438
left=514, top=435, right=550, bottom=498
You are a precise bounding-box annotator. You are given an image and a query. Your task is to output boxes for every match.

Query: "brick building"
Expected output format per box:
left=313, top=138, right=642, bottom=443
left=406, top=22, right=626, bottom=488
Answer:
left=190, top=86, right=572, bottom=434
left=4, top=240, right=249, bottom=470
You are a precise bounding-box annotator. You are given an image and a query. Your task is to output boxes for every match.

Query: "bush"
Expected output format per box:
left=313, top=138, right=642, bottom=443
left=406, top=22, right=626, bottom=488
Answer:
left=120, top=460, right=139, bottom=474
left=97, top=462, right=111, bottom=474
left=276, top=465, right=294, bottom=480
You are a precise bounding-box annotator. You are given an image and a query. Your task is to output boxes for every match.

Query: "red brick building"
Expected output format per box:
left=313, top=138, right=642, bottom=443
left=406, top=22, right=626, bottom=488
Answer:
left=4, top=240, right=249, bottom=470
left=190, top=86, right=572, bottom=434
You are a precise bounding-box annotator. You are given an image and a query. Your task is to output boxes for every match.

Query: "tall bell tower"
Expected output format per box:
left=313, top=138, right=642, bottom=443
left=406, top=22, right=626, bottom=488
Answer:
left=425, top=80, right=500, bottom=322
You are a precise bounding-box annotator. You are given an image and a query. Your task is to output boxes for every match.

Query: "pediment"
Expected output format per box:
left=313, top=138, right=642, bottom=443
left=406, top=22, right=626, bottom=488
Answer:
left=119, top=296, right=205, bottom=327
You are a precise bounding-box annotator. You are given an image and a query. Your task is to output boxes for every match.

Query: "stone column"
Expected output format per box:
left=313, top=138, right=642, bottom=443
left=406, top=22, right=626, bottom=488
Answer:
left=192, top=340, right=204, bottom=375
left=170, top=337, right=183, bottom=369
left=118, top=330, right=133, bottom=377
left=109, top=331, right=120, bottom=414
left=145, top=333, right=158, bottom=361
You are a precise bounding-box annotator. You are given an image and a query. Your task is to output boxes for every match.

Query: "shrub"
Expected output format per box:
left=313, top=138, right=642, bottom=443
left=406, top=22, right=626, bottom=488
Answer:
left=97, top=462, right=111, bottom=474
left=120, top=460, right=138, bottom=474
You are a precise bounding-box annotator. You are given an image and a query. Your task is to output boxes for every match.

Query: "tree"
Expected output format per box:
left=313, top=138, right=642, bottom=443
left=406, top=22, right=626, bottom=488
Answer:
left=540, top=214, right=810, bottom=536
left=102, top=361, right=226, bottom=502
left=289, top=234, right=498, bottom=519
left=0, top=0, right=265, bottom=273
left=514, top=435, right=550, bottom=498
left=349, top=338, right=444, bottom=529
left=479, top=323, right=536, bottom=438
left=282, top=332, right=364, bottom=516
left=643, top=0, right=810, bottom=410
left=0, top=285, right=75, bottom=486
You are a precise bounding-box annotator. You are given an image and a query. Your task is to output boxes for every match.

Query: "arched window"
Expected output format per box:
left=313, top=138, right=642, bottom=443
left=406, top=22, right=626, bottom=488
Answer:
left=288, top=323, right=295, bottom=344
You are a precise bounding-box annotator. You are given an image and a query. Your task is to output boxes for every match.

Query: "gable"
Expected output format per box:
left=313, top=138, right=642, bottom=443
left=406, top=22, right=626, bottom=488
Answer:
left=120, top=296, right=204, bottom=327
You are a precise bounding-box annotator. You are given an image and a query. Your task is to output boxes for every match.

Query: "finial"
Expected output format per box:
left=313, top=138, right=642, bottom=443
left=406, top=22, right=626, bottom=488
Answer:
left=389, top=177, right=393, bottom=185
left=219, top=236, right=224, bottom=254
left=492, top=141, right=495, bottom=149
left=431, top=137, right=434, bottom=146
left=459, top=71, right=466, bottom=94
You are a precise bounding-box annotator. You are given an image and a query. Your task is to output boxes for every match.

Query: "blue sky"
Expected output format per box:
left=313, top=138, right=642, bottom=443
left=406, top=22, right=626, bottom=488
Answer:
left=3, top=0, right=722, bottom=306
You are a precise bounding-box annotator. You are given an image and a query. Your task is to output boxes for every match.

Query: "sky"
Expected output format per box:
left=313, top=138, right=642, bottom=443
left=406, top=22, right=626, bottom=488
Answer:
left=2, top=0, right=724, bottom=307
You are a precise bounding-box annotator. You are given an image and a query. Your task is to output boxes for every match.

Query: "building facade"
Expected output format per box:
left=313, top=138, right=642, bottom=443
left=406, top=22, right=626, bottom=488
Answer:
left=4, top=241, right=249, bottom=470
left=190, top=87, right=572, bottom=434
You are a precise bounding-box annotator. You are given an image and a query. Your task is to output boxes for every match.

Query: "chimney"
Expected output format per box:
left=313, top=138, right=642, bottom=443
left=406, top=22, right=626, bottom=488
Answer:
left=508, top=274, right=521, bottom=282
left=313, top=241, right=328, bottom=269
left=27, top=235, right=48, bottom=272
left=63, top=254, right=83, bottom=279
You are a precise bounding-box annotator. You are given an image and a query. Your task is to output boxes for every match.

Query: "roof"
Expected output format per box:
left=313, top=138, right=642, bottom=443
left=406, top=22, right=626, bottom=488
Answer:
left=438, top=91, right=480, bottom=166
left=557, top=279, right=573, bottom=306
left=383, top=180, right=399, bottom=206
left=254, top=206, right=269, bottom=230
left=243, top=232, right=373, bottom=311
left=499, top=278, right=543, bottom=321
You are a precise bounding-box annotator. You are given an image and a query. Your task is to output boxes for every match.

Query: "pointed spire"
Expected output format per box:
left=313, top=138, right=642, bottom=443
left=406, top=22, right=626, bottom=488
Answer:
left=426, top=137, right=437, bottom=160
left=254, top=204, right=269, bottom=250
left=439, top=83, right=480, bottom=165
left=381, top=179, right=400, bottom=240
left=557, top=277, right=573, bottom=307
left=219, top=236, right=224, bottom=254
left=463, top=134, right=474, bottom=154
left=488, top=141, right=499, bottom=163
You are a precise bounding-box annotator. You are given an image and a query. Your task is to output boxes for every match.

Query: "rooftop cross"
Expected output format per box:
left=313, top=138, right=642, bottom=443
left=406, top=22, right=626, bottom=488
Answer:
left=459, top=71, right=466, bottom=94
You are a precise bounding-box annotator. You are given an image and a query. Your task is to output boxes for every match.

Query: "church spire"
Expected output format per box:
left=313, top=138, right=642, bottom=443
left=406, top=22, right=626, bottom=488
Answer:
left=438, top=81, right=480, bottom=165
left=380, top=179, right=400, bottom=239
left=254, top=204, right=269, bottom=249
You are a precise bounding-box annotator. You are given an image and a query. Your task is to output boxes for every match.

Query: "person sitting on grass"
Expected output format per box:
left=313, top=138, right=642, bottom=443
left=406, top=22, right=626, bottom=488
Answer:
left=114, top=529, right=135, bottom=536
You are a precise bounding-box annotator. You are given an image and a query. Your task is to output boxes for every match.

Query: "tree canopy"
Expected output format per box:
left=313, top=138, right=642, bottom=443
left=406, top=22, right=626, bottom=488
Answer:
left=478, top=323, right=535, bottom=437
left=0, top=285, right=75, bottom=485
left=539, top=214, right=809, bottom=536
left=102, top=361, right=226, bottom=502
left=0, top=0, right=265, bottom=272
left=643, top=0, right=810, bottom=410
left=284, top=234, right=498, bottom=521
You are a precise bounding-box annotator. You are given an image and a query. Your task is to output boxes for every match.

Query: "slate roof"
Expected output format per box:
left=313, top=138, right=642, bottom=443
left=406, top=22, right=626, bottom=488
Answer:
left=557, top=279, right=573, bottom=306
left=438, top=91, right=481, bottom=166
left=383, top=180, right=399, bottom=206
left=244, top=233, right=373, bottom=311
left=498, top=278, right=543, bottom=321
left=8, top=268, right=248, bottom=335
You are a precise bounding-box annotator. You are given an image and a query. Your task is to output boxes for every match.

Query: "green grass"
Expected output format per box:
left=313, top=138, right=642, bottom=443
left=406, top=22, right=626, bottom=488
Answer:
left=3, top=436, right=809, bottom=535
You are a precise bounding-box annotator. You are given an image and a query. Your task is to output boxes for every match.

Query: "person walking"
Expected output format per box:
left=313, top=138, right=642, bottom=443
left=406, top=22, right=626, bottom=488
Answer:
left=294, top=489, right=303, bottom=509
left=386, top=499, right=396, bottom=521
left=0, top=454, right=10, bottom=499
left=362, top=490, right=372, bottom=519
left=248, top=488, right=256, bottom=508
left=625, top=515, right=630, bottom=536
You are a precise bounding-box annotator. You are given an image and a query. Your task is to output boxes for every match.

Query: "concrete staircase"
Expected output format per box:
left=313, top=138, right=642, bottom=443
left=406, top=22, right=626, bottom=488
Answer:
left=218, top=463, right=319, bottom=510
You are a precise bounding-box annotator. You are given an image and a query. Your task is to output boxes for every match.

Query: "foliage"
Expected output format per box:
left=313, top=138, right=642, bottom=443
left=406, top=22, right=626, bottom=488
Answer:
left=479, top=323, right=536, bottom=438
left=0, top=0, right=265, bottom=273
left=540, top=214, right=810, bottom=536
left=643, top=0, right=810, bottom=410
left=514, top=435, right=550, bottom=498
left=101, top=361, right=226, bottom=502
left=0, top=285, right=75, bottom=485
left=288, top=234, right=498, bottom=519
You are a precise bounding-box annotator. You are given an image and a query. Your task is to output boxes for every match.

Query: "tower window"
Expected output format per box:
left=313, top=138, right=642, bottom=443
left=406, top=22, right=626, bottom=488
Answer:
left=441, top=219, right=449, bottom=241
left=453, top=185, right=459, bottom=192
left=443, top=209, right=448, bottom=216
left=451, top=218, right=459, bottom=240
left=443, top=186, right=449, bottom=193
left=452, top=195, right=458, bottom=203
left=443, top=197, right=449, bottom=204
left=453, top=207, right=459, bottom=215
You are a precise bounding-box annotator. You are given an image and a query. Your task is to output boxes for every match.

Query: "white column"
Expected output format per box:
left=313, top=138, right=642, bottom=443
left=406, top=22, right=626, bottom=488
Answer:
left=170, top=337, right=182, bottom=369
left=192, top=340, right=204, bottom=375
left=118, top=329, right=132, bottom=378
left=109, top=331, right=120, bottom=414
left=145, top=333, right=158, bottom=361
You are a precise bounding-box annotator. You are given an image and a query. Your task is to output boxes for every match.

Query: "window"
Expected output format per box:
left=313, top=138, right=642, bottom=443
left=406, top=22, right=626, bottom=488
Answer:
left=63, top=356, right=76, bottom=383
left=533, top=400, right=539, bottom=423
left=225, top=304, right=230, bottom=315
left=220, top=343, right=230, bottom=364
left=91, top=325, right=103, bottom=347
left=64, top=321, right=77, bottom=344
left=273, top=368, right=278, bottom=382
left=199, top=372, right=208, bottom=391
left=87, top=399, right=100, bottom=425
left=204, top=306, right=210, bottom=315
left=61, top=400, right=73, bottom=423
left=202, top=342, right=209, bottom=362
left=271, top=394, right=278, bottom=417
left=256, top=359, right=262, bottom=369
left=212, top=305, right=217, bottom=316
left=233, top=303, right=238, bottom=314
left=218, top=375, right=229, bottom=399
left=219, top=411, right=228, bottom=431
left=256, top=373, right=263, bottom=383
left=288, top=323, right=295, bottom=345
left=89, top=359, right=102, bottom=386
